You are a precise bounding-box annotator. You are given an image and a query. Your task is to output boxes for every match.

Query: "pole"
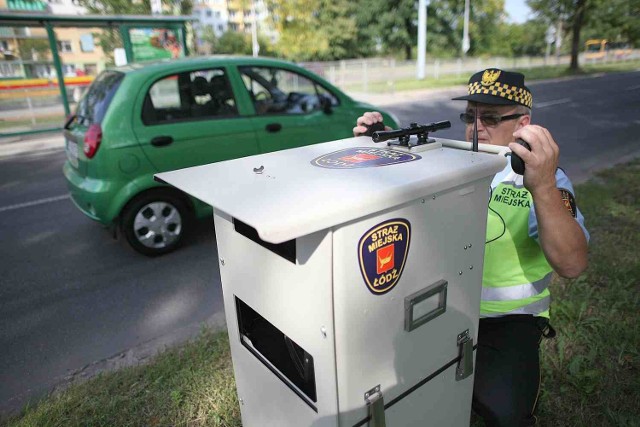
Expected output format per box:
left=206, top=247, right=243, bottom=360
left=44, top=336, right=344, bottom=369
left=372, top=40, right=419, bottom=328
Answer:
left=119, top=25, right=134, bottom=64
left=462, top=0, right=470, bottom=56
left=554, top=20, right=562, bottom=63
left=45, top=22, right=70, bottom=117
left=417, top=0, right=427, bottom=79
left=251, top=1, right=259, bottom=57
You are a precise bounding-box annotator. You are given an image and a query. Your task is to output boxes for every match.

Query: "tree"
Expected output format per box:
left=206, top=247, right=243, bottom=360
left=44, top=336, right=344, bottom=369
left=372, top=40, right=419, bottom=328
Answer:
left=316, top=0, right=373, bottom=60
left=17, top=38, right=50, bottom=61
left=264, top=0, right=330, bottom=61
left=216, top=31, right=252, bottom=55
left=357, top=0, right=417, bottom=60
left=527, top=0, right=592, bottom=70
left=503, top=21, right=548, bottom=57
left=582, top=0, right=640, bottom=46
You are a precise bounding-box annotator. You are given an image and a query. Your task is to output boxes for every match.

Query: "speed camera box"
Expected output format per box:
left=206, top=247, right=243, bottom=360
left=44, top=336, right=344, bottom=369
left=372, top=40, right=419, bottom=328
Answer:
left=156, top=136, right=506, bottom=426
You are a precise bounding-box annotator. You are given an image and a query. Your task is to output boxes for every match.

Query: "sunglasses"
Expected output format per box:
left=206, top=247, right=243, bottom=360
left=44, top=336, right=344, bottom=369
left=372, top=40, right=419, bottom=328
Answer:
left=459, top=112, right=525, bottom=127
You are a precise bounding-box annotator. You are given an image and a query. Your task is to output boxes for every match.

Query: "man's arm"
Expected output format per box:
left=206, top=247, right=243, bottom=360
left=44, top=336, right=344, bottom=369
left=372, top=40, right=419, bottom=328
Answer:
left=511, top=125, right=588, bottom=278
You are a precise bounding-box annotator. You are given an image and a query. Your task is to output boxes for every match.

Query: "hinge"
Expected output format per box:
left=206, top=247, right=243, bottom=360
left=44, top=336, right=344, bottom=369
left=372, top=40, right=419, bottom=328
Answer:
left=456, top=329, right=474, bottom=381
left=364, top=385, right=386, bottom=427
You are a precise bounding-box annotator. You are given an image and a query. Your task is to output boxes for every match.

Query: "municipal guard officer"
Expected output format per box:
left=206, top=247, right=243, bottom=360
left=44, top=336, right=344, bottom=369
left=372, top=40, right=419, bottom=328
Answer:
left=353, top=69, right=589, bottom=426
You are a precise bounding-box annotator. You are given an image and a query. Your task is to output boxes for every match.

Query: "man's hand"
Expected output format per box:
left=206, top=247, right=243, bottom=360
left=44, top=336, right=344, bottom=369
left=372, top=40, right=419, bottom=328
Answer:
left=511, top=125, right=588, bottom=278
left=353, top=111, right=391, bottom=137
left=510, top=125, right=559, bottom=196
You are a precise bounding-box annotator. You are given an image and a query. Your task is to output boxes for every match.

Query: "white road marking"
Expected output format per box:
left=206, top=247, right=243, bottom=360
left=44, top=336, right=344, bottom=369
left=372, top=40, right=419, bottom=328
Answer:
left=627, top=85, right=640, bottom=91
left=535, top=98, right=572, bottom=108
left=0, top=194, right=70, bottom=213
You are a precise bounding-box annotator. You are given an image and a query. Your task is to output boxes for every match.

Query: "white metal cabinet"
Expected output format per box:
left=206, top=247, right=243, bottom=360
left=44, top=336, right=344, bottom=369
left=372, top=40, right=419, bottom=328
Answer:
left=156, top=136, right=506, bottom=427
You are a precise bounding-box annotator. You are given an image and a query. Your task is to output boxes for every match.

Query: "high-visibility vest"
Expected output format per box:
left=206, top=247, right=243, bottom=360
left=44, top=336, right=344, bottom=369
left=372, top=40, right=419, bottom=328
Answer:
left=481, top=175, right=552, bottom=318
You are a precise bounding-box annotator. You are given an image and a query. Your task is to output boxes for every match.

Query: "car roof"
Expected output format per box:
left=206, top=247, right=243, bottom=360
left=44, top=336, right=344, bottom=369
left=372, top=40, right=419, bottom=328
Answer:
left=113, top=55, right=300, bottom=76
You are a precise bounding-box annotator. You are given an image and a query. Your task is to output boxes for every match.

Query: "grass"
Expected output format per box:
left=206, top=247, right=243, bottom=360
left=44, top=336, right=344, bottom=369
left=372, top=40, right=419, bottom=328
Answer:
left=536, top=160, right=640, bottom=426
left=4, top=331, right=241, bottom=427
left=4, top=159, right=639, bottom=426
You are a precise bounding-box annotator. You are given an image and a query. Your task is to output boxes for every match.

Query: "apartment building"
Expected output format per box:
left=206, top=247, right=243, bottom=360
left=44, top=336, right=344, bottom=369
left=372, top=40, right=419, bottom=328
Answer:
left=0, top=0, right=106, bottom=78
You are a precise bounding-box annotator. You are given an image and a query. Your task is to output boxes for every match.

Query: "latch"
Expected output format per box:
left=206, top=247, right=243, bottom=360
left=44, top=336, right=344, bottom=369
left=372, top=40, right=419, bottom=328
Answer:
left=456, top=329, right=474, bottom=381
left=364, top=385, right=386, bottom=427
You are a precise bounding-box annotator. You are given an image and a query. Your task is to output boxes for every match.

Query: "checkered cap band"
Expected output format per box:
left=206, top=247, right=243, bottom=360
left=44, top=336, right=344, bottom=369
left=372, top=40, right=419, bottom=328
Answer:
left=468, top=81, right=533, bottom=108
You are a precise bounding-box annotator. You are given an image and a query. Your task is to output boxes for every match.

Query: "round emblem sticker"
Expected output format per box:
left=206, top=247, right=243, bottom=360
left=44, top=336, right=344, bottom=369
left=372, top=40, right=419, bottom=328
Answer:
left=311, top=147, right=421, bottom=169
left=358, top=219, right=411, bottom=295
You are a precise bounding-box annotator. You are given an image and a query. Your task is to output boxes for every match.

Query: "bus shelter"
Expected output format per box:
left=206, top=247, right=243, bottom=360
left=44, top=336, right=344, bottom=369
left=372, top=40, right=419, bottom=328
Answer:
left=0, top=12, right=192, bottom=137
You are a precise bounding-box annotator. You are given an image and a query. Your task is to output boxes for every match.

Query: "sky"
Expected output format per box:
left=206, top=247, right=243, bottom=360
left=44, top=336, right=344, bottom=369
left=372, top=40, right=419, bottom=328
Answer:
left=504, top=0, right=534, bottom=24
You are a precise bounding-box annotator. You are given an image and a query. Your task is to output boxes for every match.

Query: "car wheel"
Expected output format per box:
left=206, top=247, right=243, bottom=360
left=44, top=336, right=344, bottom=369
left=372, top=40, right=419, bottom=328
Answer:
left=121, top=190, right=191, bottom=256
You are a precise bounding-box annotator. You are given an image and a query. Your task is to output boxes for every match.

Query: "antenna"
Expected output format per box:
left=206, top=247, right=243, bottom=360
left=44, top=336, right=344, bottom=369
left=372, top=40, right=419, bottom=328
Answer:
left=472, top=104, right=479, bottom=152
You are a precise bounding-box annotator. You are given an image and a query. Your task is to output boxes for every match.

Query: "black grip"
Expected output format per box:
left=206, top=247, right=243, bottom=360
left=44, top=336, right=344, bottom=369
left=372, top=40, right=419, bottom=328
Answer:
left=510, top=138, right=531, bottom=175
left=361, top=121, right=385, bottom=137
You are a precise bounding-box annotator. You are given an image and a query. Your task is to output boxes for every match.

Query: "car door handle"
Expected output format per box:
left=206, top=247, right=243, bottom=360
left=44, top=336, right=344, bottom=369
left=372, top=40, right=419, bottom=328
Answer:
left=151, top=136, right=174, bottom=147
left=265, top=123, right=282, bottom=133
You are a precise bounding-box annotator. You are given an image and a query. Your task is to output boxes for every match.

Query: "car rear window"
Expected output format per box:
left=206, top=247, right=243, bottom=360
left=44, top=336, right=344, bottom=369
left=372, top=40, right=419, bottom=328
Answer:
left=76, top=70, right=124, bottom=125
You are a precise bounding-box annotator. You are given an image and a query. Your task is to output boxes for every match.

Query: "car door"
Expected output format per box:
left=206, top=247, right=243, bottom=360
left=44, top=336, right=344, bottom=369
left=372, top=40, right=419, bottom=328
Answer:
left=132, top=67, right=259, bottom=173
left=239, top=65, right=348, bottom=154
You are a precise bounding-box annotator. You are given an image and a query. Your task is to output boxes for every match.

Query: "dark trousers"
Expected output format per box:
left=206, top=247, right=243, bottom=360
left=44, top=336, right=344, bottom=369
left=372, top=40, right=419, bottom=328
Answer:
left=472, top=315, right=551, bottom=427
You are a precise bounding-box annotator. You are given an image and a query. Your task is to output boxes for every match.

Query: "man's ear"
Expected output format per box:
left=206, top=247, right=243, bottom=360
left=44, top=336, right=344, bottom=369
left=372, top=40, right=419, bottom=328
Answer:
left=518, top=114, right=531, bottom=128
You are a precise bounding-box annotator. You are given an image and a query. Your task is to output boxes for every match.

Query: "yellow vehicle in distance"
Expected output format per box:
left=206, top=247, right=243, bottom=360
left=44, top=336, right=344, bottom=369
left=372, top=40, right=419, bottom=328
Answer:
left=585, top=39, right=632, bottom=61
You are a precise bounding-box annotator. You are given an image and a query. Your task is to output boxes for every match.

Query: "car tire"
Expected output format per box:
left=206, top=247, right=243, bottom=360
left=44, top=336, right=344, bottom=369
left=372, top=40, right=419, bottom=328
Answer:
left=120, top=190, right=191, bottom=257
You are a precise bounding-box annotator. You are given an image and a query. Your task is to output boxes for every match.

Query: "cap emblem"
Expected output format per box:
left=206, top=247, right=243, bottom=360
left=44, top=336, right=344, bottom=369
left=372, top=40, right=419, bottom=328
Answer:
left=481, top=69, right=501, bottom=86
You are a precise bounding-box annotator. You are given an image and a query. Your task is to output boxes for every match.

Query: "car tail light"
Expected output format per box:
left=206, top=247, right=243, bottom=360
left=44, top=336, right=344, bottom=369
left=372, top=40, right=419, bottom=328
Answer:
left=84, top=123, right=102, bottom=159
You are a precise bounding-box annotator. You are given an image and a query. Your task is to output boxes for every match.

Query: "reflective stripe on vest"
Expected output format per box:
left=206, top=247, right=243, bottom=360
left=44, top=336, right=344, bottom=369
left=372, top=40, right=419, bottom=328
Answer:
left=481, top=273, right=551, bottom=301
left=482, top=176, right=553, bottom=318
left=480, top=295, right=551, bottom=318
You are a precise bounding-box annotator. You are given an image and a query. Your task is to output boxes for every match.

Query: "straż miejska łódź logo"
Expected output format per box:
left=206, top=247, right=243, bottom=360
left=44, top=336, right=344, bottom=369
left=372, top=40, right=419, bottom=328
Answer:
left=358, top=219, right=411, bottom=295
left=311, top=147, right=420, bottom=169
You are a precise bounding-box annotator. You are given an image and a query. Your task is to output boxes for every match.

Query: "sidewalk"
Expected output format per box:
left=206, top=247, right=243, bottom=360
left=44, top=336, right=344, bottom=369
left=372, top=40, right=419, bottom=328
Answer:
left=0, top=132, right=65, bottom=159
left=347, top=86, right=466, bottom=107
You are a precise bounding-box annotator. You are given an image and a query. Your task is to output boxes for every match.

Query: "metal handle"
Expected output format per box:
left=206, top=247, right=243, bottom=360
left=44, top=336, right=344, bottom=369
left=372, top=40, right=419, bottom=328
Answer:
left=404, top=279, right=447, bottom=332
left=151, top=136, right=174, bottom=147
left=265, top=123, right=282, bottom=133
left=365, top=385, right=386, bottom=427
left=456, top=330, right=474, bottom=381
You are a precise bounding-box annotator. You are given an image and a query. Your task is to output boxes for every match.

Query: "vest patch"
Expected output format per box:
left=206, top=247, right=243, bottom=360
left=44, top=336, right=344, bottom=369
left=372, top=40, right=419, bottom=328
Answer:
left=559, top=188, right=577, bottom=217
left=358, top=219, right=411, bottom=295
left=492, top=186, right=531, bottom=208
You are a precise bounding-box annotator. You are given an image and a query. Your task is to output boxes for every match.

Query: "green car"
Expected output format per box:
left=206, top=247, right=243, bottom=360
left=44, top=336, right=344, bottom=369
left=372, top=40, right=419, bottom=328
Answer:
left=63, top=56, right=399, bottom=256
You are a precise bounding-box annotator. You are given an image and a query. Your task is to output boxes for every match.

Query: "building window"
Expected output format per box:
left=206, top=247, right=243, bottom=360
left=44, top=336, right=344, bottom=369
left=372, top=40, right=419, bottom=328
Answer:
left=85, top=64, right=97, bottom=75
left=206, top=10, right=212, bottom=17
left=80, top=34, right=94, bottom=52
left=57, top=40, right=72, bottom=53
left=63, top=64, right=76, bottom=76
left=229, top=23, right=238, bottom=31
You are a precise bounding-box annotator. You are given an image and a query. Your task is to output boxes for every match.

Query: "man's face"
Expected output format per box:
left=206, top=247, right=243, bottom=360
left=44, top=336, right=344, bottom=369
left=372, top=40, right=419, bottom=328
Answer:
left=463, top=102, right=530, bottom=146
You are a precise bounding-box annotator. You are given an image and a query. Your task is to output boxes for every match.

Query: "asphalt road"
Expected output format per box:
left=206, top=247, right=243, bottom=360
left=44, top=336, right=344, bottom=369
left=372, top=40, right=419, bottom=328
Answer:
left=0, top=70, right=639, bottom=416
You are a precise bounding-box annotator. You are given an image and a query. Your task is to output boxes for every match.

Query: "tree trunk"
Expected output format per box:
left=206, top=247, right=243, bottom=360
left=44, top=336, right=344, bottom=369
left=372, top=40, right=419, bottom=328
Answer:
left=405, top=44, right=412, bottom=60
left=570, top=0, right=587, bottom=70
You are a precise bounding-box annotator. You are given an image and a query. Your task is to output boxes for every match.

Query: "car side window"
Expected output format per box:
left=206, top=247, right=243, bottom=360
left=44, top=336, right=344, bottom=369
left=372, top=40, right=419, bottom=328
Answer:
left=239, top=66, right=338, bottom=116
left=142, top=68, right=238, bottom=125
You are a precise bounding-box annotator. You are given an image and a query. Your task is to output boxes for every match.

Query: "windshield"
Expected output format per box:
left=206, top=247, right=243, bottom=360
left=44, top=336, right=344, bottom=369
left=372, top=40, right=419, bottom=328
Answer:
left=76, top=70, right=124, bottom=125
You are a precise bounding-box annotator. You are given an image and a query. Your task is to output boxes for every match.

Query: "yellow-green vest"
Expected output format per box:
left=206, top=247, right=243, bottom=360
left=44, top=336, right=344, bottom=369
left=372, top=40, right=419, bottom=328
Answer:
left=482, top=177, right=552, bottom=318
